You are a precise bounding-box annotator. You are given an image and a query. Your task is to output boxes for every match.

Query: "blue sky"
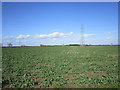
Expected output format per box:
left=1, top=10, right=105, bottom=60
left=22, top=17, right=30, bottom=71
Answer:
left=2, top=2, right=118, bottom=46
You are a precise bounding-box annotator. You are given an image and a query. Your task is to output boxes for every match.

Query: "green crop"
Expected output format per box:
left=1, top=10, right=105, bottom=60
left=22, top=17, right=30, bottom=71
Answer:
left=2, top=46, right=119, bottom=88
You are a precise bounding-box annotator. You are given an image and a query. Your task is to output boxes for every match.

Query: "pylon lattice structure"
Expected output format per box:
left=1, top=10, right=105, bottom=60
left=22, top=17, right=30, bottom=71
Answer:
left=80, top=25, right=84, bottom=46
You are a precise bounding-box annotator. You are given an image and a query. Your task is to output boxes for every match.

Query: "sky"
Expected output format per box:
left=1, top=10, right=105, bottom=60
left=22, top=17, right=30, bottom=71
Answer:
left=2, top=2, right=118, bottom=46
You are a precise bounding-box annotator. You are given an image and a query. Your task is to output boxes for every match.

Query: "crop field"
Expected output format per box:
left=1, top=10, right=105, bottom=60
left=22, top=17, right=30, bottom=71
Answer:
left=2, top=46, right=119, bottom=88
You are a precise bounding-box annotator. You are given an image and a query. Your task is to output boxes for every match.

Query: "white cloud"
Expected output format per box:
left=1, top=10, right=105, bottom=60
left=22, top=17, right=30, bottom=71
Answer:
left=52, top=38, right=57, bottom=41
left=2, top=36, right=15, bottom=43
left=106, top=32, right=112, bottom=34
left=3, top=36, right=14, bottom=39
left=80, top=34, right=96, bottom=37
left=106, top=37, right=112, bottom=40
left=34, top=32, right=73, bottom=38
left=16, top=35, right=30, bottom=39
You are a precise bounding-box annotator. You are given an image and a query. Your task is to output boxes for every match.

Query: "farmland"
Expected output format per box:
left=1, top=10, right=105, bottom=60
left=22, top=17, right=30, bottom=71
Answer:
left=2, top=46, right=119, bottom=88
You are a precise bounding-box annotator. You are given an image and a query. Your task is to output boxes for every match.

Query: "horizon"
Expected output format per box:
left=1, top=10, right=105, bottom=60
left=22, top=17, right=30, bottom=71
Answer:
left=2, top=43, right=119, bottom=47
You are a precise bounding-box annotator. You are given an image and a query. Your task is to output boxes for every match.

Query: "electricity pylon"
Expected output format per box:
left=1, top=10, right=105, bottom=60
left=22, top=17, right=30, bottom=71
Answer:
left=80, top=24, right=84, bottom=46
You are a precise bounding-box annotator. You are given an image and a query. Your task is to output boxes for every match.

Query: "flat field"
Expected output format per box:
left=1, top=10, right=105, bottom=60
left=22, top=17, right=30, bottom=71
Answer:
left=2, top=46, right=119, bottom=88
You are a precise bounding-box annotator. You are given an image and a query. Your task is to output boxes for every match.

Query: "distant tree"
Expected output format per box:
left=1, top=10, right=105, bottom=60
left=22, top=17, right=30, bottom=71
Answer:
left=85, top=44, right=89, bottom=46
left=69, top=44, right=80, bottom=46
left=111, top=43, right=113, bottom=46
left=8, top=43, right=12, bottom=47
left=40, top=44, right=42, bottom=46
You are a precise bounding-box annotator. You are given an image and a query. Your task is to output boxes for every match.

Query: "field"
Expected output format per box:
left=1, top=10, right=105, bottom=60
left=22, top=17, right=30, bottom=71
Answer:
left=2, top=46, right=119, bottom=88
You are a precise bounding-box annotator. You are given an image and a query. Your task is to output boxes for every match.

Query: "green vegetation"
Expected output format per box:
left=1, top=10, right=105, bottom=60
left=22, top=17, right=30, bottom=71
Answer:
left=2, top=46, right=119, bottom=88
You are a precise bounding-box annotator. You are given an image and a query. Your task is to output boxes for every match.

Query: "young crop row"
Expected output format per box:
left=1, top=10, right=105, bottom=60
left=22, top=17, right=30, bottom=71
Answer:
left=2, top=46, right=119, bottom=88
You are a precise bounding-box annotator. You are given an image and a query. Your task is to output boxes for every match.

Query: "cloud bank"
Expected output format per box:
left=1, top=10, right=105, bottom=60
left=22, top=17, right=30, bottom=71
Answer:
left=34, top=32, right=73, bottom=38
left=2, top=32, right=100, bottom=45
